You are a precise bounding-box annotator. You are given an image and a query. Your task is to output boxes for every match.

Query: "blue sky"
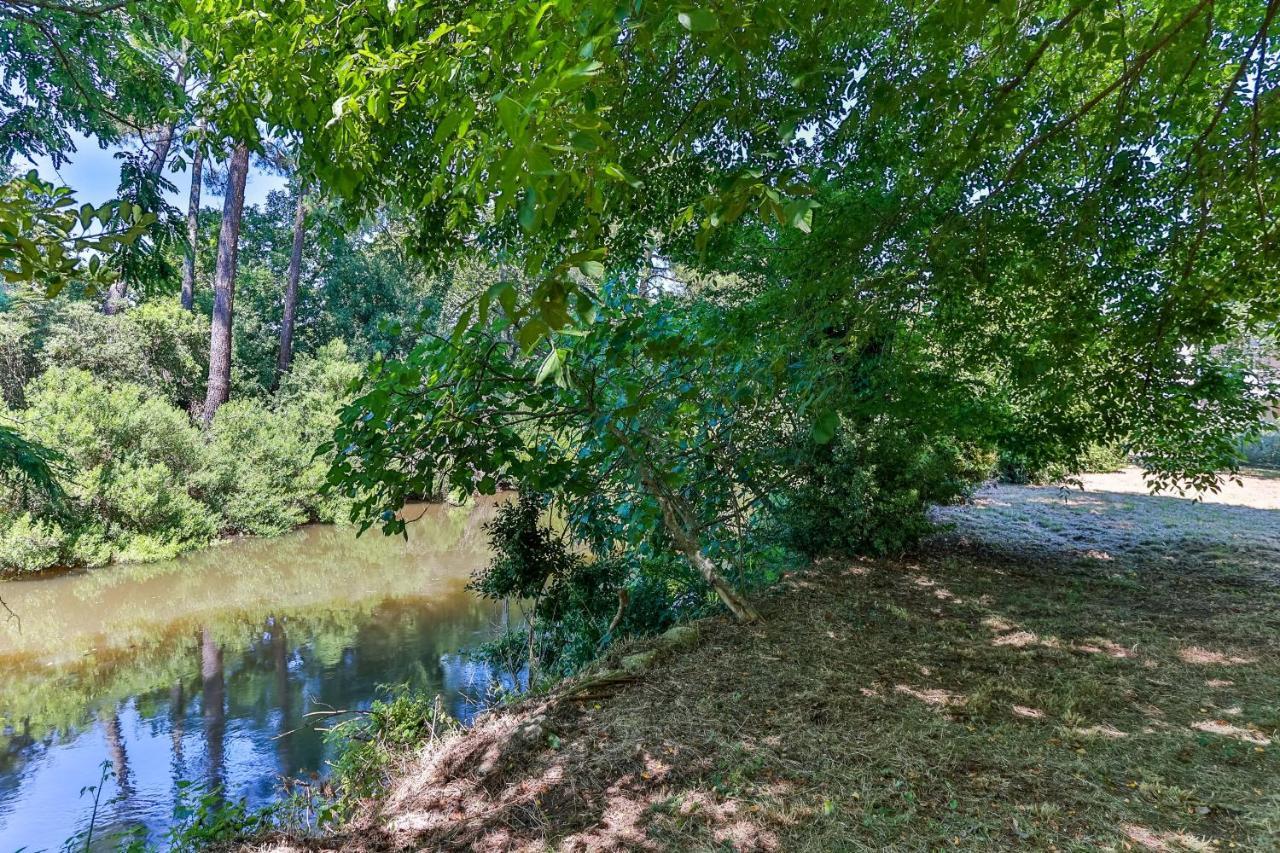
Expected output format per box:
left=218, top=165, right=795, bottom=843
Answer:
left=20, top=131, right=289, bottom=209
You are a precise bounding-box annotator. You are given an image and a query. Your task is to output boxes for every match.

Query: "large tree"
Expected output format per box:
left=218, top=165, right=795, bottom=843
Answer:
left=274, top=183, right=306, bottom=382
left=187, top=0, right=1280, bottom=614
left=202, top=141, right=250, bottom=427
left=183, top=0, right=1278, bottom=457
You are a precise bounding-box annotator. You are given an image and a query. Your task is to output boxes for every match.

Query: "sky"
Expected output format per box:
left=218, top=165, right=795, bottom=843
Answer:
left=19, top=131, right=289, bottom=209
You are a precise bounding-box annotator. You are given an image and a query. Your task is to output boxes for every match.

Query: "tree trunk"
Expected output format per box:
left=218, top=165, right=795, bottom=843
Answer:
left=610, top=424, right=761, bottom=622
left=202, top=143, right=250, bottom=428
left=274, top=186, right=306, bottom=384
left=644, top=473, right=761, bottom=622
left=181, top=139, right=203, bottom=311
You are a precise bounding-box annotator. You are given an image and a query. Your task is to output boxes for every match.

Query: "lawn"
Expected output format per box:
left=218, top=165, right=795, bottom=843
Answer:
left=263, top=471, right=1280, bottom=851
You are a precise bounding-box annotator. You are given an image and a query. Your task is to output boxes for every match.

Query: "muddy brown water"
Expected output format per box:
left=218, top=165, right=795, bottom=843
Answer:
left=0, top=500, right=516, bottom=851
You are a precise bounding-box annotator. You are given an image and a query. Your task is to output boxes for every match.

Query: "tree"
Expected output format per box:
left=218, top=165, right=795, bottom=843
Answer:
left=181, top=125, right=205, bottom=311
left=191, top=0, right=1280, bottom=623
left=102, top=48, right=191, bottom=313
left=328, top=291, right=790, bottom=621
left=187, top=0, right=1280, bottom=487
left=202, top=142, right=250, bottom=427
left=0, top=0, right=181, bottom=166
left=274, top=183, right=305, bottom=382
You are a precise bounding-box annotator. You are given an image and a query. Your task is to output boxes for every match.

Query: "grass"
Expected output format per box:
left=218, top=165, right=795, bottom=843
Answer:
left=254, top=474, right=1280, bottom=851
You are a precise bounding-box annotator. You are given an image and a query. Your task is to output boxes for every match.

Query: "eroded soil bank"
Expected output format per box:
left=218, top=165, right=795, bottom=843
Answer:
left=256, top=469, right=1280, bottom=851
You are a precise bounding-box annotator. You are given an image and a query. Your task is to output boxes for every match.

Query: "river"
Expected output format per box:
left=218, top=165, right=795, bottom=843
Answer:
left=0, top=500, right=515, bottom=851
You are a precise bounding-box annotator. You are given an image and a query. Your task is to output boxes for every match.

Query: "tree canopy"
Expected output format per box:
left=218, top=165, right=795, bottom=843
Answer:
left=181, top=0, right=1278, bottom=483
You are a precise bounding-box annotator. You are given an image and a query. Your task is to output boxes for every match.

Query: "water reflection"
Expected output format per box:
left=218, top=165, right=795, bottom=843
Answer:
left=0, top=500, right=510, bottom=850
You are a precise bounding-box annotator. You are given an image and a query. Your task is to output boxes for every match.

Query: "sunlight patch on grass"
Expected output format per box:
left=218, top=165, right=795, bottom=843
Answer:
left=1179, top=647, right=1256, bottom=666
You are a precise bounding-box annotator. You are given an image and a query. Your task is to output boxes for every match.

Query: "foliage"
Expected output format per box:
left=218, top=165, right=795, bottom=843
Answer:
left=0, top=1, right=181, bottom=165
left=324, top=687, right=460, bottom=821
left=999, top=442, right=1131, bottom=485
left=772, top=424, right=991, bottom=558
left=470, top=493, right=647, bottom=676
left=327, top=290, right=802, bottom=621
left=38, top=299, right=209, bottom=410
left=0, top=338, right=360, bottom=573
left=160, top=781, right=275, bottom=850
left=1241, top=431, right=1280, bottom=469
left=0, top=171, right=154, bottom=297
left=187, top=1, right=1280, bottom=404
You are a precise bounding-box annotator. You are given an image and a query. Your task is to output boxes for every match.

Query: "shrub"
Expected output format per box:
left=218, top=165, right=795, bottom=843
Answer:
left=325, top=688, right=459, bottom=820
left=1241, top=431, right=1280, bottom=468
left=998, top=442, right=1129, bottom=484
left=0, top=368, right=215, bottom=572
left=770, top=423, right=990, bottom=558
left=0, top=513, right=72, bottom=573
left=470, top=495, right=724, bottom=678
left=195, top=400, right=314, bottom=535
left=38, top=301, right=209, bottom=411
left=195, top=341, right=359, bottom=534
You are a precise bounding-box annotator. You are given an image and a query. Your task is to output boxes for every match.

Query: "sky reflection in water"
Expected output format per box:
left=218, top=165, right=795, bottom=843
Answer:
left=0, top=500, right=513, bottom=850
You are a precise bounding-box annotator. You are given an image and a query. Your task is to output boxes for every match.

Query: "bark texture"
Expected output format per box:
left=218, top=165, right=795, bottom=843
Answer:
left=637, top=464, right=760, bottom=622
left=202, top=142, right=250, bottom=427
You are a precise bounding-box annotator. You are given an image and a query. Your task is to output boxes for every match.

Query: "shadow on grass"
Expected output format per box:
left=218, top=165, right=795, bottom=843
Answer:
left=268, top=481, right=1280, bottom=852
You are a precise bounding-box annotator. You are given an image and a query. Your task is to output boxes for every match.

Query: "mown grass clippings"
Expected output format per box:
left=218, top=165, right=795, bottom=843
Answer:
left=247, top=474, right=1280, bottom=851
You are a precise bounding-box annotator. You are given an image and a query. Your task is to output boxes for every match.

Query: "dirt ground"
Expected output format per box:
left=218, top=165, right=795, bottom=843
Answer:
left=258, top=469, right=1280, bottom=852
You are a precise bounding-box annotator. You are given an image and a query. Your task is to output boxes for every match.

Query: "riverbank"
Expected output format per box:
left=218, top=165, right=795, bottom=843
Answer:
left=0, top=501, right=506, bottom=851
left=255, top=469, right=1280, bottom=851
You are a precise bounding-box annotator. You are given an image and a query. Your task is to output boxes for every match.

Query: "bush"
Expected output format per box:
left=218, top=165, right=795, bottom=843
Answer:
left=3, top=367, right=216, bottom=569
left=195, top=341, right=358, bottom=534
left=325, top=688, right=460, bottom=820
left=0, top=513, right=72, bottom=573
left=1241, top=431, right=1280, bottom=468
left=195, top=400, right=315, bottom=535
left=998, top=442, right=1129, bottom=484
left=770, top=423, right=990, bottom=558
left=0, top=331, right=361, bottom=573
left=38, top=301, right=209, bottom=411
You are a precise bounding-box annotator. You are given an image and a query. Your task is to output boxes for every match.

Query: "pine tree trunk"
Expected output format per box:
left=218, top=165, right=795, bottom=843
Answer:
left=202, top=143, right=250, bottom=428
left=274, top=186, right=306, bottom=383
left=181, top=141, right=203, bottom=311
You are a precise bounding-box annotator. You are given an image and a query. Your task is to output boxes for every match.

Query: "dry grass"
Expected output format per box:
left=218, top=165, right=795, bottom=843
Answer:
left=253, top=474, right=1280, bottom=851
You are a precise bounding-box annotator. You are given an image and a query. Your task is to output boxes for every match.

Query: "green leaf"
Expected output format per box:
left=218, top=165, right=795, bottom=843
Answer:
left=535, top=347, right=562, bottom=384
left=811, top=410, right=839, bottom=444
left=518, top=188, right=539, bottom=232
left=678, top=9, right=718, bottom=32
left=426, top=21, right=454, bottom=43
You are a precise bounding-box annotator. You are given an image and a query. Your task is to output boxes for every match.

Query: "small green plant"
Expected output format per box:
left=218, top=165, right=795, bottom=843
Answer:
left=161, top=781, right=274, bottom=849
left=323, top=687, right=460, bottom=821
left=61, top=760, right=113, bottom=852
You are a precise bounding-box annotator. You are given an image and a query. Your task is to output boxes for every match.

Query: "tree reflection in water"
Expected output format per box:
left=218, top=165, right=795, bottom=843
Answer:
left=0, top=499, right=518, bottom=850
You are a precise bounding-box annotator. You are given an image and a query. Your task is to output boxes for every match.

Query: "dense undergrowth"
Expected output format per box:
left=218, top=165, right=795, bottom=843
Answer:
left=0, top=300, right=359, bottom=573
